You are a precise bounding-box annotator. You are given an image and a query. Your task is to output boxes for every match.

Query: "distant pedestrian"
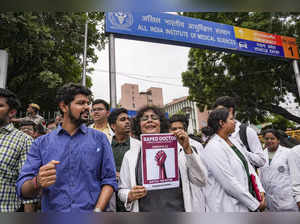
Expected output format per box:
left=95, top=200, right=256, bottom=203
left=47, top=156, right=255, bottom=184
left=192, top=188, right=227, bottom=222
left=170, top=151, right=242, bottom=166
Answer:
left=90, top=99, right=113, bottom=142
left=12, top=103, right=45, bottom=126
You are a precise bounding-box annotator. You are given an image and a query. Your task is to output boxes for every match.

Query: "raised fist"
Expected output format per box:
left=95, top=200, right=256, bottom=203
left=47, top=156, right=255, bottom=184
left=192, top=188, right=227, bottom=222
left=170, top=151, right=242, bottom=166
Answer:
left=155, top=150, right=167, bottom=179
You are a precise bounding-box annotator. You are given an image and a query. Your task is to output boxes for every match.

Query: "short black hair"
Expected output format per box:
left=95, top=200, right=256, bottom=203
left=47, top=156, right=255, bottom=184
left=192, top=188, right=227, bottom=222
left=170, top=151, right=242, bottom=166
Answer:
left=35, top=123, right=46, bottom=135
left=0, top=88, right=21, bottom=111
left=213, top=96, right=236, bottom=115
left=108, top=108, right=128, bottom=126
left=133, top=105, right=169, bottom=139
left=262, top=128, right=281, bottom=140
left=56, top=83, right=92, bottom=114
left=207, top=108, right=230, bottom=134
left=92, top=99, right=110, bottom=111
left=201, top=126, right=215, bottom=137
left=169, top=114, right=188, bottom=131
left=46, top=119, right=56, bottom=128
left=19, top=120, right=36, bottom=130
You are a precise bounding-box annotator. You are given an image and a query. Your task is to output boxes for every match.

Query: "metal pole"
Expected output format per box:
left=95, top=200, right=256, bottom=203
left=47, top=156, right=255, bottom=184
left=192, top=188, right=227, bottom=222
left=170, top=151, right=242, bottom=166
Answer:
left=293, top=60, right=300, bottom=98
left=109, top=33, right=117, bottom=108
left=82, top=12, right=88, bottom=87
left=0, top=50, right=8, bottom=88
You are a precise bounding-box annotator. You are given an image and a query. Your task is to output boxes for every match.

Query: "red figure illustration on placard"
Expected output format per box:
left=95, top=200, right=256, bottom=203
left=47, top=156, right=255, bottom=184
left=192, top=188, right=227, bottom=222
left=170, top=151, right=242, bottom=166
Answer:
left=155, top=150, right=167, bottom=179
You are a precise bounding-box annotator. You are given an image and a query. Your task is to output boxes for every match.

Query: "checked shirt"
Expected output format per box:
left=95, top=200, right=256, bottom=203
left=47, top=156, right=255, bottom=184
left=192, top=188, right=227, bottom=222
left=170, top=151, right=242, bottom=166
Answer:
left=0, top=123, right=33, bottom=212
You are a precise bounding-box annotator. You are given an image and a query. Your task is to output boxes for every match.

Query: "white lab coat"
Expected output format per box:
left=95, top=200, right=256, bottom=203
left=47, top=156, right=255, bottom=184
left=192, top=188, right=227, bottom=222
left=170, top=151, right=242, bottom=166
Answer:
left=289, top=145, right=300, bottom=206
left=203, top=134, right=261, bottom=212
left=188, top=138, right=206, bottom=212
left=107, top=136, right=141, bottom=212
left=118, top=138, right=207, bottom=212
left=231, top=121, right=266, bottom=168
left=259, top=145, right=298, bottom=211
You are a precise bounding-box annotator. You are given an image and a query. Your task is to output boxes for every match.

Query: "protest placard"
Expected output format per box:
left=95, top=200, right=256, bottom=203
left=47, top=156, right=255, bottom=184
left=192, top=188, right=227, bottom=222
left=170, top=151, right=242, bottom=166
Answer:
left=141, top=133, right=179, bottom=190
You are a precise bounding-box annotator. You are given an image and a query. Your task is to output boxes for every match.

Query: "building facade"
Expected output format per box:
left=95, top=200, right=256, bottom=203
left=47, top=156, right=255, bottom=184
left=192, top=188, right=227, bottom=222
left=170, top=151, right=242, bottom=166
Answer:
left=119, top=83, right=164, bottom=110
left=164, top=96, right=209, bottom=134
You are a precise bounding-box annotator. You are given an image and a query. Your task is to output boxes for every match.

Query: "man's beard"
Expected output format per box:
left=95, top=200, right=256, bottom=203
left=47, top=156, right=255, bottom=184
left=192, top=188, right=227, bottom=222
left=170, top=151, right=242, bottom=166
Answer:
left=68, top=107, right=89, bottom=127
left=0, top=112, right=10, bottom=127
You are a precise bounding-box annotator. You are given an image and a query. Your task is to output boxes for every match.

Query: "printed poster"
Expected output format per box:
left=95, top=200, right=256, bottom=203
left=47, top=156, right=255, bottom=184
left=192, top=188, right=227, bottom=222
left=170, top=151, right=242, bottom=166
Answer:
left=141, top=133, right=179, bottom=190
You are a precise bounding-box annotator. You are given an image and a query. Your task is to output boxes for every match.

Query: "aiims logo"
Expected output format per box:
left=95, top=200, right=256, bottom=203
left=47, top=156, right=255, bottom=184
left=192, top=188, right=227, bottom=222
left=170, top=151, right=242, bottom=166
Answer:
left=108, top=12, right=133, bottom=31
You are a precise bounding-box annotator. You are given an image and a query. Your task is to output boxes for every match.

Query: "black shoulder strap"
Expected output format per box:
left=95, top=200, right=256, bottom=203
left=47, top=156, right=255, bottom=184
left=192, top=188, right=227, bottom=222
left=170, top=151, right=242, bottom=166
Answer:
left=239, top=124, right=251, bottom=152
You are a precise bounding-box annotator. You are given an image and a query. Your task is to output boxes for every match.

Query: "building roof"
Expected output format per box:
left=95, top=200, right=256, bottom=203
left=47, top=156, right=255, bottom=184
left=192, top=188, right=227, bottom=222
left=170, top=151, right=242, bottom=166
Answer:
left=165, top=96, right=189, bottom=107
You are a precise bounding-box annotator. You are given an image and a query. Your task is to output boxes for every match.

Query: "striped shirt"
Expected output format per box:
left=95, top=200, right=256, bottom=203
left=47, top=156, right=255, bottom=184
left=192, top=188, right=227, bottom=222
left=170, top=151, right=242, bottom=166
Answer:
left=0, top=123, right=33, bottom=212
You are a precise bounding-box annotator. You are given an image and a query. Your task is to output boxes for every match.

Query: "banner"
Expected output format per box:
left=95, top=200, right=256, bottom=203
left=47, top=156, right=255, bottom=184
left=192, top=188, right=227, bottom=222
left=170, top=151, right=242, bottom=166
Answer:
left=105, top=12, right=299, bottom=60
left=141, top=133, right=179, bottom=190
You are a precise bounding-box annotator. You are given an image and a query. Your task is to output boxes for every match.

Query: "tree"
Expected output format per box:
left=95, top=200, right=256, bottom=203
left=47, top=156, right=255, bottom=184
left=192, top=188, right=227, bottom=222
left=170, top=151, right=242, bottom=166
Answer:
left=0, top=12, right=105, bottom=113
left=264, top=114, right=296, bottom=131
left=181, top=12, right=300, bottom=124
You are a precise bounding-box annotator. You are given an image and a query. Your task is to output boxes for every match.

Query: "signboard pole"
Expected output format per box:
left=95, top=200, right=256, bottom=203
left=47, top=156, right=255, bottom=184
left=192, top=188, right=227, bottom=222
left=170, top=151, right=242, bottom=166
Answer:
left=0, top=50, right=8, bottom=89
left=293, top=60, right=300, bottom=98
left=109, top=33, right=117, bottom=108
left=82, top=12, right=88, bottom=87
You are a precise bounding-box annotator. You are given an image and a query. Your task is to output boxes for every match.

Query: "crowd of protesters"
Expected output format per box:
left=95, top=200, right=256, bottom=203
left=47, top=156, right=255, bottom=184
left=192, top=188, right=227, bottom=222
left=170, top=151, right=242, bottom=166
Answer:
left=0, top=83, right=299, bottom=212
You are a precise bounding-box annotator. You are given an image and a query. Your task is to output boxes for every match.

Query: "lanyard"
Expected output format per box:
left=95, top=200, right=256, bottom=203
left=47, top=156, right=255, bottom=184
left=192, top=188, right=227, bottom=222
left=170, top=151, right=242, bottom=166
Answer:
left=230, top=144, right=256, bottom=198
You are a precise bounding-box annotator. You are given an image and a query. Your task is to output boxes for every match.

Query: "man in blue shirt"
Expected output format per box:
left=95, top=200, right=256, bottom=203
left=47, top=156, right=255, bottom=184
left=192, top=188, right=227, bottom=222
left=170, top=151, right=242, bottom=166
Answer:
left=16, top=83, right=117, bottom=212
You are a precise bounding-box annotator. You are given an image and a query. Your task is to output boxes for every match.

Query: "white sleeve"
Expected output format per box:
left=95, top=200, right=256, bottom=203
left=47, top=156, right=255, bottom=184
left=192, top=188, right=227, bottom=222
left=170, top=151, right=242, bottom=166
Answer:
left=118, top=154, right=134, bottom=211
left=203, top=144, right=260, bottom=211
left=185, top=152, right=207, bottom=186
left=245, top=128, right=266, bottom=168
left=288, top=147, right=300, bottom=203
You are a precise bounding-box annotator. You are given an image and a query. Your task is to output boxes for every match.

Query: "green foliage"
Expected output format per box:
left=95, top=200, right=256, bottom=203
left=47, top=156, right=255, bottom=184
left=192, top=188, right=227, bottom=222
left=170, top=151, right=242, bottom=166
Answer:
left=182, top=12, right=300, bottom=124
left=265, top=114, right=296, bottom=130
left=0, top=12, right=105, bottom=112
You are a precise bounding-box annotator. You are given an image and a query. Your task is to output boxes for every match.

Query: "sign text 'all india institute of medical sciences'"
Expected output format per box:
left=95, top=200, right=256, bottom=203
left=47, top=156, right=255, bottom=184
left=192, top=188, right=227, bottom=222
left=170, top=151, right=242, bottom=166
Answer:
left=105, top=12, right=299, bottom=60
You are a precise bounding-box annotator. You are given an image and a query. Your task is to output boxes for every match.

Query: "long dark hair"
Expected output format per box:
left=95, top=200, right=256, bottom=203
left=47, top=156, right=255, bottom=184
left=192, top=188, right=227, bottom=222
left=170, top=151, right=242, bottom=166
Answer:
left=204, top=108, right=230, bottom=147
left=132, top=105, right=169, bottom=140
left=207, top=108, right=230, bottom=134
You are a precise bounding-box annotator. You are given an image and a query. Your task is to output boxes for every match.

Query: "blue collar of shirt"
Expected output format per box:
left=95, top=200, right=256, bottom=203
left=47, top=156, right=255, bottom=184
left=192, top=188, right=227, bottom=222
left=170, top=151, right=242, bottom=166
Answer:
left=55, top=124, right=88, bottom=136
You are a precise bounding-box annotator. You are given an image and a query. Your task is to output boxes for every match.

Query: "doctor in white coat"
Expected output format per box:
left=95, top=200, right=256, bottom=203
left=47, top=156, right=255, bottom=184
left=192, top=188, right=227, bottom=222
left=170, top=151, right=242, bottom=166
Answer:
left=203, top=108, right=265, bottom=212
left=118, top=106, right=207, bottom=212
left=260, top=129, right=298, bottom=211
left=168, top=114, right=206, bottom=212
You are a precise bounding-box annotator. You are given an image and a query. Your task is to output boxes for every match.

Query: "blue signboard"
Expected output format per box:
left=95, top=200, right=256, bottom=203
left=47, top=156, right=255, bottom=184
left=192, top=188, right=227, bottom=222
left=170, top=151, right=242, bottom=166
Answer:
left=106, top=12, right=237, bottom=51
left=105, top=12, right=299, bottom=60
left=236, top=39, right=284, bottom=57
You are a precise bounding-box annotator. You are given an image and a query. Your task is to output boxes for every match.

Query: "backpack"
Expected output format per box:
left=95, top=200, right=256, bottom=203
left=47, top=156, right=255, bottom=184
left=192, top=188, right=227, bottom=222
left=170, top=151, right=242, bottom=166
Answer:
left=239, top=123, right=259, bottom=170
left=239, top=124, right=250, bottom=152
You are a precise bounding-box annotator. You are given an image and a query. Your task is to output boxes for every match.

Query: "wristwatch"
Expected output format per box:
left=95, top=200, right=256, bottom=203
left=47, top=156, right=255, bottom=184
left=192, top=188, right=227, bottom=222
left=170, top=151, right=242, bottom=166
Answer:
left=94, top=208, right=102, bottom=212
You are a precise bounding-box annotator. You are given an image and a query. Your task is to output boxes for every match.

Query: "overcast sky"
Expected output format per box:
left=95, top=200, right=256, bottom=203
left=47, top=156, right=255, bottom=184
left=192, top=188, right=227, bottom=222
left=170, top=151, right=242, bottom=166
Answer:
left=90, top=38, right=190, bottom=105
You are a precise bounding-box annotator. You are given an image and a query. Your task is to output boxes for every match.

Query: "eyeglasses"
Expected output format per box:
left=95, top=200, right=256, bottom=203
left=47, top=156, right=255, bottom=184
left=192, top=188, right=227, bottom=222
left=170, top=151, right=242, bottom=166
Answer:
left=91, top=108, right=105, bottom=112
left=140, top=114, right=160, bottom=121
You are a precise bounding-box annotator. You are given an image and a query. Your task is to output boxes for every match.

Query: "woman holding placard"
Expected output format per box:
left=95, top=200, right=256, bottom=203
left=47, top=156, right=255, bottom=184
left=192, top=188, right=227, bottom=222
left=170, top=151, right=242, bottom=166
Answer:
left=118, top=105, right=207, bottom=212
